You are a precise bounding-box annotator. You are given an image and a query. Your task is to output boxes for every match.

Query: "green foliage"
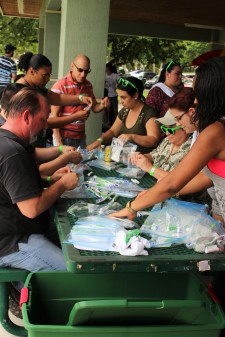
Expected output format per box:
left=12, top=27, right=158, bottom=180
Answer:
left=0, top=16, right=39, bottom=58
left=107, top=35, right=209, bottom=72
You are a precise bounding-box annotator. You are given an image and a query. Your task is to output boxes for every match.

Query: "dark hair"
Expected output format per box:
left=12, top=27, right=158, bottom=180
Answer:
left=18, top=52, right=52, bottom=72
left=169, top=87, right=195, bottom=111
left=117, top=76, right=144, bottom=100
left=194, top=56, right=225, bottom=131
left=158, top=61, right=181, bottom=83
left=5, top=87, right=47, bottom=119
left=106, top=62, right=117, bottom=74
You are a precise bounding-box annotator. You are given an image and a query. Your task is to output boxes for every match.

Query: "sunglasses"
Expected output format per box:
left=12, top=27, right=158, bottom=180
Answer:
left=73, top=62, right=91, bottom=74
left=166, top=60, right=179, bottom=71
left=160, top=125, right=182, bottom=135
left=118, top=77, right=138, bottom=91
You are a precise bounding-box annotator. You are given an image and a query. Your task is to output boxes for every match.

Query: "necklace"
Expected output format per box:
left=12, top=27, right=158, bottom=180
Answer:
left=22, top=78, right=33, bottom=87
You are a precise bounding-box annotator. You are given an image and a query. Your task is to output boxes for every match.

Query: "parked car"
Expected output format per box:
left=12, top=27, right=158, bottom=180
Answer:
left=182, top=74, right=195, bottom=88
left=136, top=71, right=156, bottom=84
left=126, top=70, right=142, bottom=77
left=144, top=75, right=159, bottom=89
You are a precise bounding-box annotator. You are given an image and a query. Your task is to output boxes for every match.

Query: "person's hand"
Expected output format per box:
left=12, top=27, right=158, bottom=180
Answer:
left=82, top=96, right=93, bottom=107
left=109, top=207, right=137, bottom=220
left=129, top=151, right=141, bottom=165
left=135, top=154, right=152, bottom=173
left=67, top=151, right=82, bottom=164
left=86, top=141, right=100, bottom=151
left=61, top=145, right=76, bottom=153
left=74, top=109, right=90, bottom=121
left=59, top=172, right=79, bottom=190
left=51, top=166, right=71, bottom=183
left=118, top=133, right=132, bottom=144
left=100, top=96, right=110, bottom=108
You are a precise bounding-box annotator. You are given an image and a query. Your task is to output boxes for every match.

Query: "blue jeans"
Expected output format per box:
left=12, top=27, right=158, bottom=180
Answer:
left=0, top=234, right=66, bottom=272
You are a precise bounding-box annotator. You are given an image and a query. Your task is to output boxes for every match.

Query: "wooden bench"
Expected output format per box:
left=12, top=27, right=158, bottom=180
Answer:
left=0, top=268, right=28, bottom=336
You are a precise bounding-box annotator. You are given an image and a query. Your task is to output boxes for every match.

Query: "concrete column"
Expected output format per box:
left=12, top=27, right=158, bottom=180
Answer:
left=58, top=0, right=110, bottom=144
left=38, top=28, right=44, bottom=54
left=44, top=12, right=61, bottom=87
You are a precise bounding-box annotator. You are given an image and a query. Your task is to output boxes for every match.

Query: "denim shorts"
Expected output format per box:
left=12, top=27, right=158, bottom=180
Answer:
left=0, top=234, right=66, bottom=272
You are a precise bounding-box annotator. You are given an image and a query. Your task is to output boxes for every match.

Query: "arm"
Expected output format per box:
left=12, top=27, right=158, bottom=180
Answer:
left=48, top=109, right=90, bottom=129
left=92, top=97, right=110, bottom=113
left=41, top=166, right=71, bottom=184
left=176, top=171, right=213, bottom=196
left=86, top=116, right=122, bottom=151
left=132, top=153, right=169, bottom=180
left=47, top=90, right=93, bottom=106
left=110, top=123, right=224, bottom=219
left=39, top=151, right=82, bottom=176
left=48, top=105, right=62, bottom=145
left=118, top=117, right=160, bottom=148
left=11, top=73, right=17, bottom=82
left=34, top=145, right=76, bottom=164
left=17, top=172, right=79, bottom=218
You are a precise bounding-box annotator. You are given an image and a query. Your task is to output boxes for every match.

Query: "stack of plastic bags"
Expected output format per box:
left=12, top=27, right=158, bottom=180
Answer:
left=140, top=198, right=225, bottom=253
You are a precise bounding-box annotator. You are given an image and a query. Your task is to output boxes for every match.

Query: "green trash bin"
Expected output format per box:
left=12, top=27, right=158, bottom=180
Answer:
left=21, top=272, right=225, bottom=337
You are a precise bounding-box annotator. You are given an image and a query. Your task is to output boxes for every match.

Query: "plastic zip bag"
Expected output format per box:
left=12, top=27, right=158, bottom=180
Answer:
left=140, top=198, right=225, bottom=250
left=116, top=167, right=145, bottom=179
left=66, top=216, right=125, bottom=251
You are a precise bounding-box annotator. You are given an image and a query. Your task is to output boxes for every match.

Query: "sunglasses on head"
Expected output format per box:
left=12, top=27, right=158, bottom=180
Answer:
left=166, top=60, right=179, bottom=71
left=118, top=77, right=138, bottom=91
left=73, top=62, right=91, bottom=74
left=160, top=125, right=182, bottom=135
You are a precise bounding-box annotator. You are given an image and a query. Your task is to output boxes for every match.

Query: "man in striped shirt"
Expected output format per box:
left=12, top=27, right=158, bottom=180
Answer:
left=50, top=54, right=109, bottom=148
left=0, top=44, right=17, bottom=91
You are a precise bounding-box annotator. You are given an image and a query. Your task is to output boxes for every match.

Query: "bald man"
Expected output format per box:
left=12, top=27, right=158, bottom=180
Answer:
left=51, top=54, right=109, bottom=147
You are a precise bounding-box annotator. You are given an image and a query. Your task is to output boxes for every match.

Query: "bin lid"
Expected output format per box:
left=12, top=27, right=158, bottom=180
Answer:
left=67, top=299, right=206, bottom=326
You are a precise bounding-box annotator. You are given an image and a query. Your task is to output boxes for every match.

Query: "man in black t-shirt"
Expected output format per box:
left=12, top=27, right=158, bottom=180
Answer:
left=0, top=86, right=78, bottom=272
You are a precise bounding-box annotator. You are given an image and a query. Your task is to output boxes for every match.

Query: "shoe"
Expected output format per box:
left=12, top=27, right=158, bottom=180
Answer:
left=8, top=282, right=22, bottom=319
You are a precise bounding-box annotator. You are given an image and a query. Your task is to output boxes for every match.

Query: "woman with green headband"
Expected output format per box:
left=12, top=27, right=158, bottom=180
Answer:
left=87, top=76, right=160, bottom=154
left=146, top=61, right=182, bottom=118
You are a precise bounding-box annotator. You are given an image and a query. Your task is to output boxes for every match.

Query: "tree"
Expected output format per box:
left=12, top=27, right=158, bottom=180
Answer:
left=107, top=35, right=209, bottom=72
left=0, top=16, right=39, bottom=58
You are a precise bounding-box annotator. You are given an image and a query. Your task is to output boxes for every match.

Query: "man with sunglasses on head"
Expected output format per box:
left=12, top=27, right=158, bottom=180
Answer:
left=51, top=54, right=109, bottom=148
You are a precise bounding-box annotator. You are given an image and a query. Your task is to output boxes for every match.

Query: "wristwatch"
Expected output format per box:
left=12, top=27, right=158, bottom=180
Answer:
left=126, top=201, right=137, bottom=214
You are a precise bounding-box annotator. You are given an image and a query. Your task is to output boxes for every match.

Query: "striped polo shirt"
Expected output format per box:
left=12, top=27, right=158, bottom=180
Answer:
left=51, top=72, right=97, bottom=139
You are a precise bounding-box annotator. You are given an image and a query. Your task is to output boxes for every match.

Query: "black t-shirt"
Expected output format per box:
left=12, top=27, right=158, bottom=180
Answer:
left=0, top=129, right=50, bottom=256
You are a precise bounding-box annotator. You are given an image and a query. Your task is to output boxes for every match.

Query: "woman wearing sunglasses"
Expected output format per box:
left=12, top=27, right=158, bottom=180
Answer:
left=87, top=76, right=160, bottom=153
left=110, top=57, right=225, bottom=225
left=146, top=60, right=182, bottom=118
left=130, top=88, right=193, bottom=181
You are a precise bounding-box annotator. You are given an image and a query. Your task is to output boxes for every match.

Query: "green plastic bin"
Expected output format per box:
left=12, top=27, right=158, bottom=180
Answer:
left=21, top=272, right=225, bottom=337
